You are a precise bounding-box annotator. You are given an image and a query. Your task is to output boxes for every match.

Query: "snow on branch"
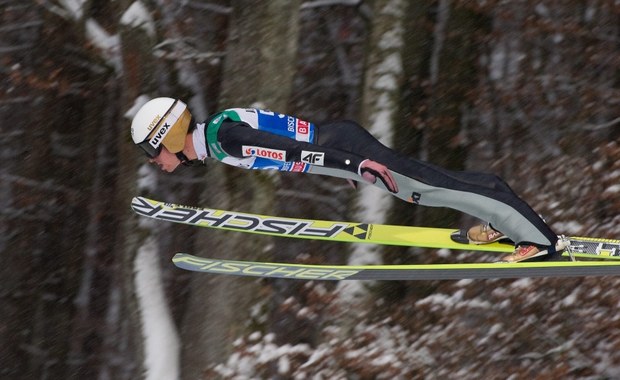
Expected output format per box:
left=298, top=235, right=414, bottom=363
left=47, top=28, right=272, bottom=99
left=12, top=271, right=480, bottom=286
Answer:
left=583, top=116, right=620, bottom=131
left=0, top=20, right=43, bottom=33
left=120, top=0, right=156, bottom=38
left=152, top=38, right=225, bottom=63
left=59, top=0, right=87, bottom=19
left=301, top=0, right=361, bottom=9
left=184, top=1, right=232, bottom=14
left=85, top=19, right=122, bottom=72
left=43, top=0, right=87, bottom=20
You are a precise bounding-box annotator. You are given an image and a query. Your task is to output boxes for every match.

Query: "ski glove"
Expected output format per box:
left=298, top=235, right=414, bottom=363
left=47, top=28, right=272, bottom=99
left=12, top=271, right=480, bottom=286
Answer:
left=358, top=159, right=399, bottom=193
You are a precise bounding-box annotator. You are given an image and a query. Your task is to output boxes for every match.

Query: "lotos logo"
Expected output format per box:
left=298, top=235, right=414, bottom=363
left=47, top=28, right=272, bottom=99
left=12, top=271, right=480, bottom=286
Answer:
left=150, top=122, right=171, bottom=147
left=242, top=145, right=287, bottom=161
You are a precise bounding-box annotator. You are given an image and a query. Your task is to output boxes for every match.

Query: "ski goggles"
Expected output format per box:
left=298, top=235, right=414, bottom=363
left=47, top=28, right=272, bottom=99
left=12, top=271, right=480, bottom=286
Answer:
left=137, top=139, right=163, bottom=158
left=136, top=100, right=186, bottom=158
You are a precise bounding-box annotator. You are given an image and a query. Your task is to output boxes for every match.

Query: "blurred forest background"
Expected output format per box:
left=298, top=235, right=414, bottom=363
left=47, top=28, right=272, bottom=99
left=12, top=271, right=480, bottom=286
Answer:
left=1, top=0, right=619, bottom=379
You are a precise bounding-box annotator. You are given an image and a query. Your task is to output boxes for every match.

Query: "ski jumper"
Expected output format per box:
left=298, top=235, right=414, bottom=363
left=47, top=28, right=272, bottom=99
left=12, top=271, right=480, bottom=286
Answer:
left=195, top=108, right=558, bottom=248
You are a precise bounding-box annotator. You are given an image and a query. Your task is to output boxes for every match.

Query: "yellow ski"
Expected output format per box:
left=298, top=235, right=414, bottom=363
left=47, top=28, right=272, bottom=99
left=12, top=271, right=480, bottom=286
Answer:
left=131, top=196, right=620, bottom=261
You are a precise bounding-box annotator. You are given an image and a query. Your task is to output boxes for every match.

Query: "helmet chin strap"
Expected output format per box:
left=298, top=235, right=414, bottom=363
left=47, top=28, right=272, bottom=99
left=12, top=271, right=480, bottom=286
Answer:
left=175, top=151, right=205, bottom=167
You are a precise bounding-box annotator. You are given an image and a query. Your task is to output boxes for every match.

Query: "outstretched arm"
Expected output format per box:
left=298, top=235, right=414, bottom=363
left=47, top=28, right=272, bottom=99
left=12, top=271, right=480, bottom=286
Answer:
left=218, top=122, right=398, bottom=193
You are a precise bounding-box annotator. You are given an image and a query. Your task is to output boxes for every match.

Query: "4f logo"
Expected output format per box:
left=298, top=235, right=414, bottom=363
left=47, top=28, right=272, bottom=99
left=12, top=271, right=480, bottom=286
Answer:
left=301, top=150, right=324, bottom=166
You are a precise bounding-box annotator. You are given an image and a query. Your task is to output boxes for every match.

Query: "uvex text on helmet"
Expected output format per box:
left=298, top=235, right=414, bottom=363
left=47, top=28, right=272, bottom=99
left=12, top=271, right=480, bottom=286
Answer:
left=131, top=97, right=192, bottom=158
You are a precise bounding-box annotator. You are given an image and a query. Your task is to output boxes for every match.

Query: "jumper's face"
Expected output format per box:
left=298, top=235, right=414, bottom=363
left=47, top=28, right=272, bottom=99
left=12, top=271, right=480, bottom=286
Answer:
left=148, top=146, right=181, bottom=172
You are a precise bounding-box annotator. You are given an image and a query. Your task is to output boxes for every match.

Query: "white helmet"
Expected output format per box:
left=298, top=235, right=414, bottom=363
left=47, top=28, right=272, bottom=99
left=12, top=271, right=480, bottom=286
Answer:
left=131, top=97, right=192, bottom=158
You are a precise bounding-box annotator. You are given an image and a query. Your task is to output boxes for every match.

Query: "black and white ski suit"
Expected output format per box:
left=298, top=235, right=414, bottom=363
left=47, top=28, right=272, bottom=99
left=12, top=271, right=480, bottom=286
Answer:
left=196, top=108, right=558, bottom=248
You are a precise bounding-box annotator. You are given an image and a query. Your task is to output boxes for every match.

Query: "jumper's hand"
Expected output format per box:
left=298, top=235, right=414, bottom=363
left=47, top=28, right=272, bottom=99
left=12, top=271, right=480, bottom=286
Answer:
left=359, top=159, right=399, bottom=193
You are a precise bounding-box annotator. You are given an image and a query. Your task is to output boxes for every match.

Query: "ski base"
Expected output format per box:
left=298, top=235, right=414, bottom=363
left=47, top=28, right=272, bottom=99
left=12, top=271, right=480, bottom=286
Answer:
left=172, top=253, right=620, bottom=281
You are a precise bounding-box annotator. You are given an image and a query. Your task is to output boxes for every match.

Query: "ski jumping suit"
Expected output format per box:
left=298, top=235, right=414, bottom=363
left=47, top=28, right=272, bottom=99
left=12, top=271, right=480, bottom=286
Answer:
left=197, top=108, right=558, bottom=248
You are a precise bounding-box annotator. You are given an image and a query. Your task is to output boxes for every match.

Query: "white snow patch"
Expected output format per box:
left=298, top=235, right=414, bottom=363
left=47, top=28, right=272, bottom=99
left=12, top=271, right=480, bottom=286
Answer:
left=301, top=346, right=330, bottom=368
left=264, top=332, right=276, bottom=343
left=489, top=45, right=506, bottom=81
left=334, top=280, right=370, bottom=305
left=134, top=237, right=180, bottom=380
left=592, top=160, right=604, bottom=171
left=374, top=72, right=398, bottom=91
left=369, top=107, right=394, bottom=143
left=510, top=277, right=533, bottom=289
left=488, top=323, right=503, bottom=336
left=376, top=52, right=403, bottom=75
left=535, top=3, right=550, bottom=17
left=498, top=299, right=511, bottom=309
left=378, top=28, right=404, bottom=50
left=85, top=19, right=120, bottom=52
left=215, top=318, right=442, bottom=377
left=349, top=184, right=392, bottom=267
left=248, top=331, right=262, bottom=342
left=85, top=19, right=122, bottom=72
left=347, top=244, right=381, bottom=266
left=584, top=5, right=596, bottom=22
left=125, top=95, right=152, bottom=120
left=278, top=355, right=290, bottom=374
left=58, top=0, right=87, bottom=20
left=338, top=186, right=391, bottom=301
left=137, top=163, right=157, bottom=193
left=561, top=288, right=579, bottom=307
left=416, top=290, right=462, bottom=308
left=436, top=248, right=452, bottom=258
left=552, top=220, right=583, bottom=234
left=604, top=184, right=620, bottom=193
left=229, top=353, right=255, bottom=377
left=121, top=1, right=156, bottom=38
left=381, top=0, right=404, bottom=17
left=371, top=352, right=396, bottom=366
